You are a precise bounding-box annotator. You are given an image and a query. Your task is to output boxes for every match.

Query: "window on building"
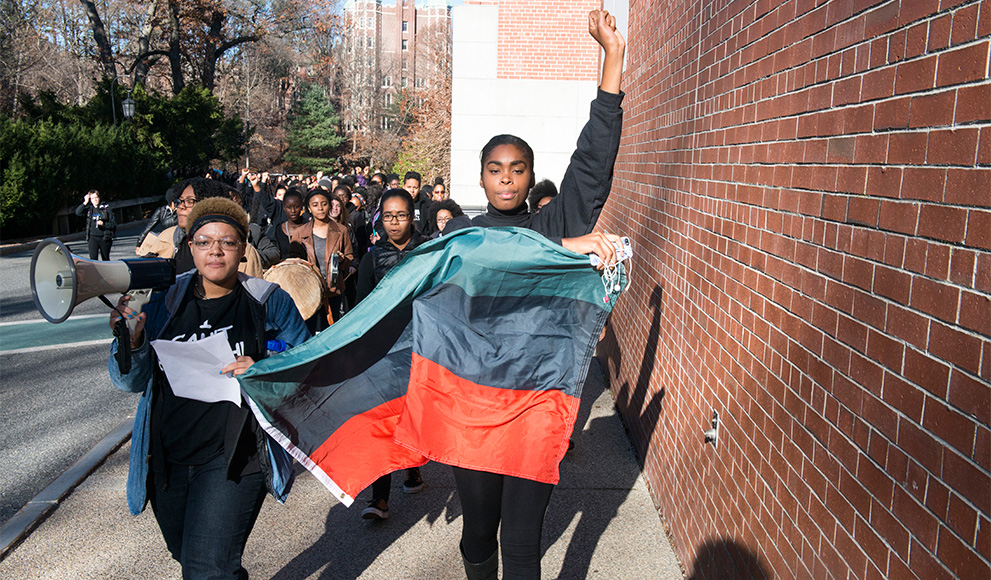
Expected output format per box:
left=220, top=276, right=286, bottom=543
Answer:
left=382, top=75, right=392, bottom=87
left=381, top=116, right=392, bottom=130
left=415, top=77, right=426, bottom=88
left=366, top=36, right=372, bottom=48
left=402, top=20, right=408, bottom=32
left=384, top=93, right=392, bottom=106
left=401, top=77, right=407, bottom=87
left=402, top=58, right=408, bottom=70
left=402, top=39, right=408, bottom=50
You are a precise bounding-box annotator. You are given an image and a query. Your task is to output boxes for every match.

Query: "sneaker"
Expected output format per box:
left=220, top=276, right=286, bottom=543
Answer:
left=403, top=467, right=424, bottom=494
left=361, top=498, right=389, bottom=520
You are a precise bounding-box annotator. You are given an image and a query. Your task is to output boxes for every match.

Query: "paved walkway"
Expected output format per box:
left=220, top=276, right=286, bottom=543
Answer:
left=0, top=360, right=686, bottom=579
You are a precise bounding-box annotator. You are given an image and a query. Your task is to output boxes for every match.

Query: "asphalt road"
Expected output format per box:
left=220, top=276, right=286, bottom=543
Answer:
left=0, top=226, right=147, bottom=525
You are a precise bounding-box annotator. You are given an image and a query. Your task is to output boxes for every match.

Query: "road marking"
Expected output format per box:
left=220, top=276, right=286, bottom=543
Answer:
left=0, top=314, right=108, bottom=327
left=0, top=316, right=113, bottom=353
left=0, top=339, right=111, bottom=356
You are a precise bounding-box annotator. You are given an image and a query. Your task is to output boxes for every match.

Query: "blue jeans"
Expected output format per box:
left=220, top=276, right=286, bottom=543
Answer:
left=149, top=455, right=267, bottom=580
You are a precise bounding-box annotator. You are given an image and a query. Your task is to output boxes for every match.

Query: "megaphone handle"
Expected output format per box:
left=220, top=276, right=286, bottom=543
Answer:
left=124, top=289, right=153, bottom=335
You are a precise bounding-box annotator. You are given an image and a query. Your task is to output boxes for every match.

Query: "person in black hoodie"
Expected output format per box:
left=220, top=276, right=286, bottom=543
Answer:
left=449, top=10, right=625, bottom=580
left=354, top=188, right=427, bottom=521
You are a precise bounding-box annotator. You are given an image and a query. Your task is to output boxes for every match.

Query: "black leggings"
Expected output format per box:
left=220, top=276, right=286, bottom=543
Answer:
left=453, top=466, right=554, bottom=580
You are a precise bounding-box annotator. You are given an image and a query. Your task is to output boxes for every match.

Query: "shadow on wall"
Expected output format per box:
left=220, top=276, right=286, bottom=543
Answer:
left=687, top=538, right=772, bottom=580
left=599, top=283, right=667, bottom=466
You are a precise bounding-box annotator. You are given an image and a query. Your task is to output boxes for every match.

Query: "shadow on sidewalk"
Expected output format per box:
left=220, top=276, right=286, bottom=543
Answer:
left=686, top=538, right=771, bottom=580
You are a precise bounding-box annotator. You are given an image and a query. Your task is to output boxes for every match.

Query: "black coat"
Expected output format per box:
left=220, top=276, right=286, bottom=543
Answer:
left=75, top=202, right=116, bottom=241
left=355, top=230, right=430, bottom=303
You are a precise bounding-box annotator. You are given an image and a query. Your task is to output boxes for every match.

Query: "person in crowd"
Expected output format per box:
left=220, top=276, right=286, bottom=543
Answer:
left=354, top=188, right=429, bottom=521
left=427, top=199, right=465, bottom=238
left=107, top=197, right=310, bottom=580
left=401, top=171, right=433, bottom=233
left=386, top=173, right=401, bottom=190
left=450, top=11, right=625, bottom=580
left=432, top=179, right=447, bottom=202
left=75, top=189, right=116, bottom=260
left=268, top=189, right=309, bottom=261
left=288, top=189, right=354, bottom=331
left=526, top=179, right=559, bottom=214
left=349, top=187, right=371, bottom=260
left=136, top=198, right=178, bottom=254
left=370, top=172, right=387, bottom=189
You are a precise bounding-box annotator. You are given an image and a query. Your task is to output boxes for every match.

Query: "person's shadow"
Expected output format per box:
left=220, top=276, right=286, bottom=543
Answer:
left=686, top=537, right=772, bottom=579
left=539, top=284, right=668, bottom=579
left=269, top=461, right=461, bottom=579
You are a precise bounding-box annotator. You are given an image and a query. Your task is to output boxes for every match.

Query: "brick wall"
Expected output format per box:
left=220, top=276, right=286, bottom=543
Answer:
left=597, top=0, right=990, bottom=578
left=464, top=0, right=601, bottom=80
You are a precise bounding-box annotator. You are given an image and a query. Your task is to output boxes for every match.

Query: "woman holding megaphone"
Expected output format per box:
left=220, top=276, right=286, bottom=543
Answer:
left=107, top=197, right=309, bottom=579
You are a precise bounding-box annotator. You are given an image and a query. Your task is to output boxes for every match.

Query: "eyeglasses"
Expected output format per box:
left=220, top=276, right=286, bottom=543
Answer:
left=382, top=212, right=411, bottom=222
left=176, top=197, right=198, bottom=208
left=190, top=237, right=242, bottom=251
left=436, top=216, right=452, bottom=224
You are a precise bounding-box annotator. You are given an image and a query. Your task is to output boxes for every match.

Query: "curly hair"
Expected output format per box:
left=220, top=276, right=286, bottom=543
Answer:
left=186, top=196, right=249, bottom=240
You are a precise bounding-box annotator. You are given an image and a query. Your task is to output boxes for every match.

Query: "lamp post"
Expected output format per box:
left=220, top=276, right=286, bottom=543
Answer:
left=110, top=76, right=137, bottom=126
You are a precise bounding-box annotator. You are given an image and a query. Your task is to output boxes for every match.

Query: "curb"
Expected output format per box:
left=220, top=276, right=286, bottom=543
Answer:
left=0, top=418, right=133, bottom=561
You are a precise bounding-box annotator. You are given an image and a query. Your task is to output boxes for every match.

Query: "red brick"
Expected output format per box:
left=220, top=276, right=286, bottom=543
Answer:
left=981, top=128, right=991, bottom=165
left=978, top=253, right=991, bottom=293
left=895, top=55, right=937, bottom=94
left=942, top=450, right=991, bottom=515
left=866, top=166, right=902, bottom=198
left=878, top=200, right=919, bottom=234
left=867, top=328, right=904, bottom=372
left=873, top=264, right=911, bottom=304
left=958, top=290, right=991, bottom=336
left=929, top=321, right=984, bottom=375
left=917, top=204, right=968, bottom=243
left=898, top=418, right=946, bottom=480
left=929, top=13, right=953, bottom=51
left=949, top=248, right=976, bottom=286
left=908, top=538, right=955, bottom=580
left=893, top=485, right=938, bottom=549
left=954, top=83, right=991, bottom=125
left=903, top=238, right=929, bottom=274
left=883, top=371, right=926, bottom=422
left=910, top=276, right=961, bottom=324
left=937, top=41, right=991, bottom=86
left=874, top=96, right=911, bottom=130
left=900, top=167, right=946, bottom=202
left=909, top=89, right=956, bottom=128
left=903, top=347, right=951, bottom=397
left=927, top=127, right=980, bottom=165
left=950, top=3, right=981, bottom=44
left=924, top=243, right=951, bottom=280
left=860, top=66, right=896, bottom=101
left=945, top=492, right=979, bottom=546
left=947, top=368, right=991, bottom=424
left=923, top=395, right=977, bottom=455
left=938, top=521, right=991, bottom=580
left=886, top=303, right=930, bottom=350
left=966, top=209, right=991, bottom=250
left=837, top=166, right=868, bottom=196
left=944, top=168, right=991, bottom=207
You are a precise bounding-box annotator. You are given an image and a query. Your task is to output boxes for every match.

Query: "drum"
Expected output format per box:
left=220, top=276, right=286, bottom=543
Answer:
left=263, top=258, right=326, bottom=320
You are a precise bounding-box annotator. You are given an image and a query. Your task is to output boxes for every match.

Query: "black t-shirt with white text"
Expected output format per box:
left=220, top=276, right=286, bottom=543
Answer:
left=153, top=282, right=259, bottom=465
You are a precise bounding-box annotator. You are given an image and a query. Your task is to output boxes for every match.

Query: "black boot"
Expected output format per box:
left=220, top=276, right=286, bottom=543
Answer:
left=461, top=543, right=498, bottom=580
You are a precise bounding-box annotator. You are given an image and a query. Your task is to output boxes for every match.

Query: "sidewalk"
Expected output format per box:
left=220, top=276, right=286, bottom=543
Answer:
left=0, top=360, right=686, bottom=579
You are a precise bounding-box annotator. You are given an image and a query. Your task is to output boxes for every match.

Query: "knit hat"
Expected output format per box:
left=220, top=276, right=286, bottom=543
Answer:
left=186, top=197, right=249, bottom=240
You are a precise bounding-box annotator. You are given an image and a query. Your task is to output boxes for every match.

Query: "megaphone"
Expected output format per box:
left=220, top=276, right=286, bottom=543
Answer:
left=30, top=238, right=175, bottom=325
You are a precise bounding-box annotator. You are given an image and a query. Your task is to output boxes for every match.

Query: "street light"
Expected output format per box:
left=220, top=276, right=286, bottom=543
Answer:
left=110, top=76, right=137, bottom=126
left=122, top=93, right=136, bottom=120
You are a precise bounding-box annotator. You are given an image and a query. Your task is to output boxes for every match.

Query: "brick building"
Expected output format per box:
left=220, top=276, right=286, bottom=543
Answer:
left=594, top=1, right=991, bottom=579
left=340, top=0, right=451, bottom=145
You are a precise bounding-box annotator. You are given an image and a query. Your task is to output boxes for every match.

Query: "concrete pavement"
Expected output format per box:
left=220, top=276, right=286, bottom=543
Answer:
left=0, top=358, right=686, bottom=580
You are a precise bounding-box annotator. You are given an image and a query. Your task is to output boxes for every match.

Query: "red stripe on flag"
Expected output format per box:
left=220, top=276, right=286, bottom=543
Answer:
left=395, top=353, right=580, bottom=484
left=308, top=397, right=427, bottom=499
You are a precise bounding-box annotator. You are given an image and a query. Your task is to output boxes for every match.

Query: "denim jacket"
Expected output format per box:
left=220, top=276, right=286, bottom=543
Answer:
left=108, top=272, right=310, bottom=515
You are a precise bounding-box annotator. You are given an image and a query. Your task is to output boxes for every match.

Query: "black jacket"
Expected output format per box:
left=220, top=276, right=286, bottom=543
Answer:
left=137, top=205, right=178, bottom=246
left=75, top=202, right=116, bottom=241
left=355, top=230, right=430, bottom=303
left=471, top=88, right=624, bottom=241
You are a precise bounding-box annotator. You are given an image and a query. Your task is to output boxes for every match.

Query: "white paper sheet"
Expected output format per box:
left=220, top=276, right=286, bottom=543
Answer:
left=151, top=330, right=241, bottom=406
